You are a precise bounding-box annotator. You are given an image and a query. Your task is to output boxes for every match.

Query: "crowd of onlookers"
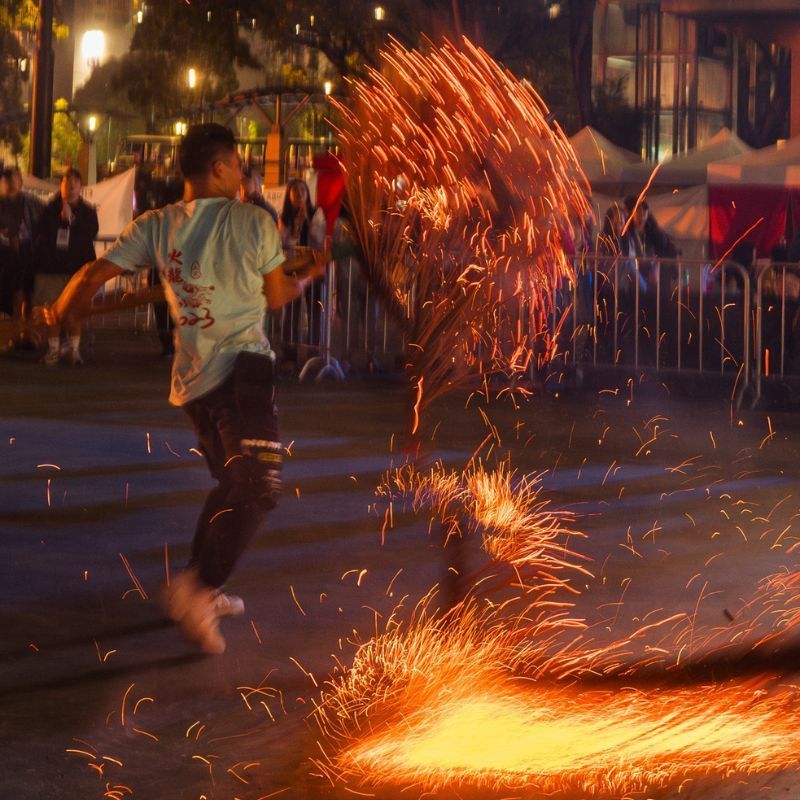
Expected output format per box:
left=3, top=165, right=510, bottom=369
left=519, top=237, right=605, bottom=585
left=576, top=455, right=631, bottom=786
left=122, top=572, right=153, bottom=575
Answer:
left=6, top=159, right=800, bottom=378
left=566, top=196, right=800, bottom=375
left=0, top=160, right=337, bottom=368
left=0, top=165, right=98, bottom=365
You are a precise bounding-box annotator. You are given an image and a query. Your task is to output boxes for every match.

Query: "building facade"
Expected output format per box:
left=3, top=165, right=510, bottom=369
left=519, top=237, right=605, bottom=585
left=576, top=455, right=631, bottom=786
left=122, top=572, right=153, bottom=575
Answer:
left=593, top=0, right=800, bottom=159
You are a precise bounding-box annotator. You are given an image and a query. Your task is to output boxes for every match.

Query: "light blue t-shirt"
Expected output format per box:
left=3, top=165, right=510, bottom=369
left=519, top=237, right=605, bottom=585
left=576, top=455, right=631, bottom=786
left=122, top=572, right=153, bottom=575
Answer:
left=104, top=198, right=284, bottom=406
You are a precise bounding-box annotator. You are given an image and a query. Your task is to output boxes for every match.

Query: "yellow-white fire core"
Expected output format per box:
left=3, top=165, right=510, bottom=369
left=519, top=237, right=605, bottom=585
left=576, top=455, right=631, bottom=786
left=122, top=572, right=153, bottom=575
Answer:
left=344, top=683, right=798, bottom=790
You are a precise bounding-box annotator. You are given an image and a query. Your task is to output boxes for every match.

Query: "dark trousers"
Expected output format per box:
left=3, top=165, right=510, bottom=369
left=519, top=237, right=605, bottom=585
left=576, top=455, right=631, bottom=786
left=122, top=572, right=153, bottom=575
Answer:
left=148, top=267, right=174, bottom=355
left=182, top=361, right=279, bottom=587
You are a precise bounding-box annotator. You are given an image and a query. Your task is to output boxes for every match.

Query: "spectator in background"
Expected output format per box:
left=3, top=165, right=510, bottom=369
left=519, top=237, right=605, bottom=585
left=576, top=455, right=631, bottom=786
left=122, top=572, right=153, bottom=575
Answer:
left=35, top=168, right=98, bottom=366
left=0, top=167, right=45, bottom=344
left=624, top=195, right=681, bottom=293
left=787, top=229, right=800, bottom=263
left=624, top=196, right=679, bottom=260
left=598, top=202, right=645, bottom=290
left=240, top=166, right=278, bottom=223
left=728, top=241, right=755, bottom=295
left=278, top=178, right=326, bottom=369
left=598, top=202, right=644, bottom=364
left=147, top=177, right=185, bottom=359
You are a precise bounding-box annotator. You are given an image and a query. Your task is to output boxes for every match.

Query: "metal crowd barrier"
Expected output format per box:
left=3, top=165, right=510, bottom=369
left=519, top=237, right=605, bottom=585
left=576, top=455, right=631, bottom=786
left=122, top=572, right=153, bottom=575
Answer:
left=264, top=255, right=400, bottom=380
left=753, top=261, right=800, bottom=403
left=559, top=256, right=751, bottom=392
left=87, top=236, right=154, bottom=332
left=86, top=236, right=774, bottom=401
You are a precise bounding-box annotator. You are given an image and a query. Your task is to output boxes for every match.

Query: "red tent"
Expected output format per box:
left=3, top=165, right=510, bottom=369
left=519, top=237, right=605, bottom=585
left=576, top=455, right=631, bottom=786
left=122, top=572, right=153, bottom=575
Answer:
left=707, top=137, right=800, bottom=259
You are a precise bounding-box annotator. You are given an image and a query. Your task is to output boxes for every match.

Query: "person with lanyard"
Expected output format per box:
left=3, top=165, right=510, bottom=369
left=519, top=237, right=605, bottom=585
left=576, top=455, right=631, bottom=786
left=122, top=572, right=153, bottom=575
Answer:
left=44, top=124, right=328, bottom=654
left=35, top=168, right=98, bottom=366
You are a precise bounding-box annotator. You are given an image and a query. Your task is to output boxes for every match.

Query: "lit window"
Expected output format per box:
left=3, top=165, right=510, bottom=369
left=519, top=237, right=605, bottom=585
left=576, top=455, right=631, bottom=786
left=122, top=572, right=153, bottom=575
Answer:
left=81, top=30, right=106, bottom=69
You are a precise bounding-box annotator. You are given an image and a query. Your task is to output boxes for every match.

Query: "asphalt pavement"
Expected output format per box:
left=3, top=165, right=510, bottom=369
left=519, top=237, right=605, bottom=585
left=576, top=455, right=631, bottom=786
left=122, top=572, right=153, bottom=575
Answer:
left=2, top=329, right=800, bottom=799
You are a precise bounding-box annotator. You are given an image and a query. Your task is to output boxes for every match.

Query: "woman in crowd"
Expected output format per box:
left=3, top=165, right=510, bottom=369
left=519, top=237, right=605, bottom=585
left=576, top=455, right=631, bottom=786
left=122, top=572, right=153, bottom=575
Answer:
left=278, top=178, right=326, bottom=369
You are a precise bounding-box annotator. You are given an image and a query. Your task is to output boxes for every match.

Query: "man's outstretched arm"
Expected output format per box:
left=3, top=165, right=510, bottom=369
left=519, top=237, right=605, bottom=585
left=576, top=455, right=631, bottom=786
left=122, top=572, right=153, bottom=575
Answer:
left=47, top=257, right=126, bottom=326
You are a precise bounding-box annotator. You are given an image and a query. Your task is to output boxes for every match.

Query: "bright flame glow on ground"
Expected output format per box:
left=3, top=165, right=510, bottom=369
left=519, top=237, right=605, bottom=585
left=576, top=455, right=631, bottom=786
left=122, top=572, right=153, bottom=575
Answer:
left=342, top=680, right=800, bottom=793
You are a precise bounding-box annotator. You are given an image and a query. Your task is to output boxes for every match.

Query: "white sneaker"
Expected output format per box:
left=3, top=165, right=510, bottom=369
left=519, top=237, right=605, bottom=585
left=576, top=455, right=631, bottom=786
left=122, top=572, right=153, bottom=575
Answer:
left=214, top=591, right=244, bottom=617
left=160, top=569, right=226, bottom=655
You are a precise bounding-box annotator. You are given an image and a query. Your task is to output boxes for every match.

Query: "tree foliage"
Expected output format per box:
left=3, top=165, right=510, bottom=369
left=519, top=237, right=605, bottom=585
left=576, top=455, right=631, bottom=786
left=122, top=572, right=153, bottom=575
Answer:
left=0, top=0, right=37, bottom=153
left=50, top=97, right=82, bottom=169
left=109, top=0, right=596, bottom=134
left=592, top=78, right=642, bottom=153
left=112, top=0, right=260, bottom=131
left=248, top=0, right=583, bottom=123
left=1, top=0, right=70, bottom=157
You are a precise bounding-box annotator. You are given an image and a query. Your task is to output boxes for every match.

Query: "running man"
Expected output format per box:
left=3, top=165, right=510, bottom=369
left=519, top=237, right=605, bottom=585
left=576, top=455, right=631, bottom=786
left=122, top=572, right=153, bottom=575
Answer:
left=45, top=124, right=327, bottom=654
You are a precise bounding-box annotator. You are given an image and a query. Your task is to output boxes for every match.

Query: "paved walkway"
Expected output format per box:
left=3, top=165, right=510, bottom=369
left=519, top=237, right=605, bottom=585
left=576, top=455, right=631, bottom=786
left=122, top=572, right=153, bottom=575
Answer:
left=1, top=331, right=800, bottom=798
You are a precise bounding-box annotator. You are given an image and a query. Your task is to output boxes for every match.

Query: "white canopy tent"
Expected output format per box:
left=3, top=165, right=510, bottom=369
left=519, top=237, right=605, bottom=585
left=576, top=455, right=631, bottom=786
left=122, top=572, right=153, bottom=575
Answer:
left=622, top=128, right=751, bottom=187
left=568, top=126, right=641, bottom=188
left=646, top=185, right=708, bottom=258
left=707, top=135, right=800, bottom=186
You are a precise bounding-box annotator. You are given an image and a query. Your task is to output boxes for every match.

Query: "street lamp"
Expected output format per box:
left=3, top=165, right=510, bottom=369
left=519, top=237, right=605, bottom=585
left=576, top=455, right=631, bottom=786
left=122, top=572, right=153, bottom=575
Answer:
left=187, top=68, right=197, bottom=90
left=374, top=5, right=385, bottom=21
left=84, top=114, right=98, bottom=184
left=323, top=81, right=332, bottom=96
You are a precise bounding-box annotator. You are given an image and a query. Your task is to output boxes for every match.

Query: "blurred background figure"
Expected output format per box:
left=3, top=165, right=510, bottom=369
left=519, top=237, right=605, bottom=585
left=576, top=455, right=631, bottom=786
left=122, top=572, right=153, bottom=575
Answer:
left=0, top=167, right=45, bottom=349
left=147, top=176, right=185, bottom=359
left=278, top=178, right=326, bottom=370
left=240, top=165, right=278, bottom=223
left=35, top=168, right=98, bottom=366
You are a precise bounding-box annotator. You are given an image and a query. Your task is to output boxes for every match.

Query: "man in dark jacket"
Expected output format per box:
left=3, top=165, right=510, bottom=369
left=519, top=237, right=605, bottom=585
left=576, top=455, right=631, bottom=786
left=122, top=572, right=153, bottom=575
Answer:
left=35, top=168, right=98, bottom=365
left=0, top=167, right=45, bottom=335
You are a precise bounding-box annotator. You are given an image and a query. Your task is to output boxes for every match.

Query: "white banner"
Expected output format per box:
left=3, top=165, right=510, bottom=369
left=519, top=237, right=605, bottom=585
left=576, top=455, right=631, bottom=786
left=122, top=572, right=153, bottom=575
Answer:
left=80, top=168, right=136, bottom=243
left=18, top=173, right=58, bottom=203
left=263, top=184, right=286, bottom=212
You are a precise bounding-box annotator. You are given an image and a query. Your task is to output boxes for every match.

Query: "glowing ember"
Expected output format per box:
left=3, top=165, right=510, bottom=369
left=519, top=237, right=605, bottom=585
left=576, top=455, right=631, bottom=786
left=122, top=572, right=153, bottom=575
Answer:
left=340, top=679, right=799, bottom=794
left=379, top=459, right=590, bottom=586
left=312, top=594, right=800, bottom=795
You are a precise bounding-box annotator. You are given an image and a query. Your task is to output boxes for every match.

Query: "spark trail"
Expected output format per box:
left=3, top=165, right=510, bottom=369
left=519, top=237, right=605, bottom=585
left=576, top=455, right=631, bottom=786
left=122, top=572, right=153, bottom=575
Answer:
left=333, top=36, right=590, bottom=428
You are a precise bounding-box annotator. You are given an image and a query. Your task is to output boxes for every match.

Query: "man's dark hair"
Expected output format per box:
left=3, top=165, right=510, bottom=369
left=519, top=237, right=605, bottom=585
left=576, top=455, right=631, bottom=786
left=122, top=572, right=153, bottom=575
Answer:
left=179, top=123, right=236, bottom=179
left=62, top=167, right=82, bottom=183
